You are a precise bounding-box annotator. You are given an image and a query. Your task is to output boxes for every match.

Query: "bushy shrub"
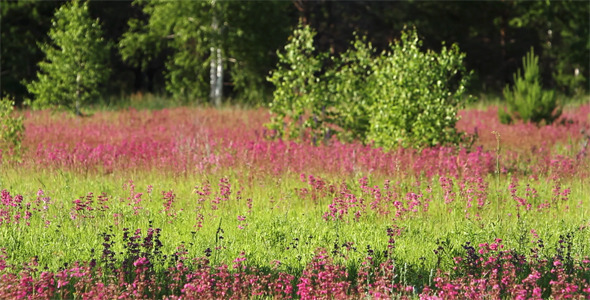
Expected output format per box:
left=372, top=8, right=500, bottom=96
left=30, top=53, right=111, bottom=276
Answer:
left=367, top=30, right=472, bottom=148
left=499, top=48, right=561, bottom=125
left=267, top=23, right=472, bottom=149
left=26, top=0, right=110, bottom=115
left=267, top=23, right=325, bottom=141
left=324, top=35, right=377, bottom=143
left=0, top=98, right=24, bottom=160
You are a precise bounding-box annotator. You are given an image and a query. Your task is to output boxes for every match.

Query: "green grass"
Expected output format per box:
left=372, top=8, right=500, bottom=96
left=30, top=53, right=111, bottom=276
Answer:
left=1, top=168, right=588, bottom=287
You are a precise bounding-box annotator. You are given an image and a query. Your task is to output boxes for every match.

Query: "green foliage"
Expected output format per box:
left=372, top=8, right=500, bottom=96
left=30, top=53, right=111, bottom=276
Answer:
left=26, top=0, right=110, bottom=115
left=266, top=24, right=325, bottom=140
left=500, top=48, right=561, bottom=125
left=119, top=0, right=292, bottom=104
left=367, top=30, right=472, bottom=148
left=510, top=1, right=589, bottom=95
left=0, top=98, right=24, bottom=161
left=267, top=24, right=472, bottom=149
left=324, top=35, right=377, bottom=142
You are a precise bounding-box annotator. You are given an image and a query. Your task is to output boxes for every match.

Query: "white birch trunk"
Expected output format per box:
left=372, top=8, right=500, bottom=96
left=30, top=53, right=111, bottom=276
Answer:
left=214, top=47, right=223, bottom=107
left=75, top=73, right=81, bottom=116
left=209, top=46, right=217, bottom=104
left=209, top=1, right=223, bottom=107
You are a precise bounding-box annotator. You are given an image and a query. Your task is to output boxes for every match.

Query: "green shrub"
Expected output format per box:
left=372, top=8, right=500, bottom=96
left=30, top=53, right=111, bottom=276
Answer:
left=324, top=35, right=377, bottom=143
left=267, top=23, right=325, bottom=141
left=367, top=30, right=472, bottom=148
left=26, top=0, right=110, bottom=115
left=0, top=98, right=24, bottom=161
left=267, top=23, right=472, bottom=149
left=499, top=48, right=561, bottom=125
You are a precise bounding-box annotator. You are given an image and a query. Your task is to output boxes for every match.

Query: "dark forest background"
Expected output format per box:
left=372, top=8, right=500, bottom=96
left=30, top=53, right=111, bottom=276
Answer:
left=1, top=0, right=588, bottom=106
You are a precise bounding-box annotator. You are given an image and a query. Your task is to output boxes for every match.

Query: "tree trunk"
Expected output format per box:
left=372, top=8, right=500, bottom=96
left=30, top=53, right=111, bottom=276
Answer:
left=75, top=73, right=81, bottom=116
left=209, top=1, right=223, bottom=107
left=210, top=46, right=223, bottom=107
left=214, top=47, right=223, bottom=107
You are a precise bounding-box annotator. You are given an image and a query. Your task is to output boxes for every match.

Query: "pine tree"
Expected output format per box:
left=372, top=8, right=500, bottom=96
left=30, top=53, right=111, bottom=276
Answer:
left=499, top=48, right=561, bottom=125
left=27, top=0, right=110, bottom=115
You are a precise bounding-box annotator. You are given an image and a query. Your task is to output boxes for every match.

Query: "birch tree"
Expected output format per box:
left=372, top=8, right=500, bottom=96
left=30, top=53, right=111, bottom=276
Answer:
left=119, top=0, right=291, bottom=106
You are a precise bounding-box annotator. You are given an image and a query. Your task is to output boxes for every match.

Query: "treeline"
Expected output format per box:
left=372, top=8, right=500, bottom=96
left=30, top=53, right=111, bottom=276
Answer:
left=1, top=0, right=588, bottom=106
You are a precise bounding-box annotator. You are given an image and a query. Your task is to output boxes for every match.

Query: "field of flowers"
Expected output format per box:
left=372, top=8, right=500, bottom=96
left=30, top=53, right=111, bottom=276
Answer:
left=1, top=103, right=589, bottom=299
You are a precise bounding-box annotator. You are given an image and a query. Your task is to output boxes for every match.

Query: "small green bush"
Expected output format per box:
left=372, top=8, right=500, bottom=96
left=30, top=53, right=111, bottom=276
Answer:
left=324, top=35, right=377, bottom=143
left=26, top=0, right=110, bottom=115
left=0, top=98, right=24, bottom=161
left=499, top=48, right=561, bottom=125
left=367, top=30, right=472, bottom=148
left=267, top=23, right=472, bottom=149
left=267, top=23, right=325, bottom=141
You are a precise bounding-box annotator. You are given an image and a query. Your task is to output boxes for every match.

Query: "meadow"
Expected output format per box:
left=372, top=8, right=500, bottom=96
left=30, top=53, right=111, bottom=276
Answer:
left=0, top=103, right=589, bottom=299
